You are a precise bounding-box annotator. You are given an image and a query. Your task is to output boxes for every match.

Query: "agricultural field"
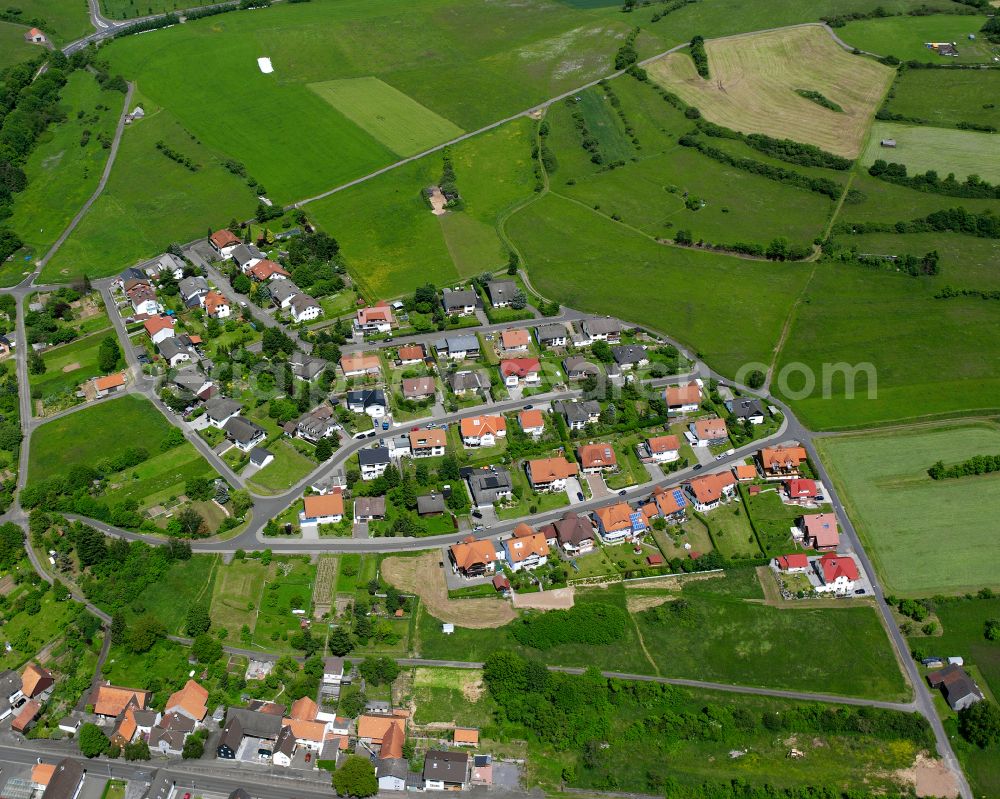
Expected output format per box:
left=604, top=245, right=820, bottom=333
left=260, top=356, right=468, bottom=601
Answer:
left=842, top=232, right=1000, bottom=290
left=8, top=72, right=124, bottom=259
left=0, top=22, right=39, bottom=69
left=773, top=260, right=1000, bottom=430
left=861, top=121, right=1000, bottom=182
left=307, top=77, right=464, bottom=156
left=40, top=95, right=258, bottom=284
left=308, top=118, right=536, bottom=298
left=843, top=169, right=1000, bottom=225
left=507, top=192, right=811, bottom=379
left=837, top=13, right=999, bottom=63
left=647, top=25, right=893, bottom=157
left=816, top=421, right=1000, bottom=595
left=883, top=68, right=1000, bottom=131
left=98, top=0, right=644, bottom=204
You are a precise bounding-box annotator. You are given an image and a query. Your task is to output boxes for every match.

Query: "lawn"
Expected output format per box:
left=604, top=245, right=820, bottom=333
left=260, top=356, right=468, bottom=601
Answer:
left=101, top=637, right=194, bottom=689
left=27, top=395, right=221, bottom=521
left=652, top=514, right=715, bottom=559
left=40, top=95, right=258, bottom=284
left=31, top=329, right=120, bottom=406
left=8, top=72, right=124, bottom=259
left=496, top=465, right=570, bottom=520
left=861, top=121, right=1000, bottom=182
left=510, top=192, right=811, bottom=379
left=253, top=557, right=316, bottom=651
left=411, top=667, right=496, bottom=728
left=247, top=438, right=316, bottom=494
left=743, top=486, right=831, bottom=557
left=699, top=502, right=763, bottom=560
left=0, top=22, right=39, bottom=69
left=306, top=117, right=536, bottom=299
left=210, top=557, right=272, bottom=640
left=634, top=570, right=908, bottom=700
left=0, top=591, right=77, bottom=671
left=884, top=68, right=1000, bottom=132
left=13, top=0, right=93, bottom=43
left=307, top=77, right=464, bottom=156
left=816, top=421, right=1000, bottom=596
left=774, top=259, right=1000, bottom=430
left=646, top=24, right=893, bottom=158
left=837, top=13, right=998, bottom=63
left=126, top=554, right=218, bottom=635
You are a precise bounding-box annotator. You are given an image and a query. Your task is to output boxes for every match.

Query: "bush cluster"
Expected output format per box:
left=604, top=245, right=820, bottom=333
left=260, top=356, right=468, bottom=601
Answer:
left=688, top=35, right=709, bottom=78
left=928, top=453, right=1000, bottom=480
left=510, top=603, right=629, bottom=649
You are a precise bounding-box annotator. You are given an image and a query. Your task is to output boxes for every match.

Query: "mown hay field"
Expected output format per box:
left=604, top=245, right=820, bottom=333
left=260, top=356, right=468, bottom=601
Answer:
left=861, top=121, right=1000, bottom=182
left=647, top=24, right=893, bottom=157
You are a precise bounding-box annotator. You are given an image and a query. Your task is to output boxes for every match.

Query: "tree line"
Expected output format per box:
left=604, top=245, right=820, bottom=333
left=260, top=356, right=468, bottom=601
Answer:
left=868, top=159, right=1000, bottom=200
left=928, top=453, right=1000, bottom=479
left=836, top=207, right=1000, bottom=239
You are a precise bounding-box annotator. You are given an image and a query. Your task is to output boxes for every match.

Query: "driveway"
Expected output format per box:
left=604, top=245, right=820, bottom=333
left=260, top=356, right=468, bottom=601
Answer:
left=565, top=477, right=584, bottom=505
left=583, top=472, right=610, bottom=500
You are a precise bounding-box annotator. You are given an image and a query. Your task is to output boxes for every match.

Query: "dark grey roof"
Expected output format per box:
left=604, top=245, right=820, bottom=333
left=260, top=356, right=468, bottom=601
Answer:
left=205, top=396, right=242, bottom=422
left=442, top=288, right=479, bottom=310
left=0, top=669, right=22, bottom=715
left=423, top=749, right=469, bottom=784
left=268, top=281, right=301, bottom=304
left=542, top=512, right=594, bottom=547
left=324, top=656, right=344, bottom=675
left=468, top=468, right=512, bottom=500
left=535, top=323, right=568, bottom=342
left=157, top=337, right=191, bottom=361
left=347, top=389, right=386, bottom=409
left=249, top=447, right=273, bottom=466
left=132, top=709, right=159, bottom=727
left=275, top=725, right=296, bottom=756
left=224, top=707, right=283, bottom=739
left=223, top=416, right=266, bottom=445
left=229, top=790, right=252, bottom=799
left=611, top=345, right=647, bottom=365
left=486, top=280, right=518, bottom=305
left=178, top=276, right=209, bottom=300
left=562, top=356, right=599, bottom=376
left=555, top=400, right=601, bottom=423
left=290, top=351, right=327, bottom=380
left=353, top=496, right=386, bottom=518
left=231, top=243, right=264, bottom=267
left=41, top=759, right=84, bottom=799
left=436, top=334, right=479, bottom=353
left=119, top=267, right=147, bottom=283
left=290, top=293, right=320, bottom=313
left=582, top=317, right=623, bottom=336
left=417, top=494, right=446, bottom=515
left=449, top=370, right=487, bottom=392
left=378, top=757, right=410, bottom=779
left=358, top=448, right=390, bottom=467
left=726, top=397, right=765, bottom=420
left=173, top=367, right=210, bottom=394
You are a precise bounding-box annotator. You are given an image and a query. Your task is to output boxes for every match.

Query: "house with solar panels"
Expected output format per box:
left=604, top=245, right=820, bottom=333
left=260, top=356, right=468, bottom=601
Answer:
left=593, top=502, right=648, bottom=544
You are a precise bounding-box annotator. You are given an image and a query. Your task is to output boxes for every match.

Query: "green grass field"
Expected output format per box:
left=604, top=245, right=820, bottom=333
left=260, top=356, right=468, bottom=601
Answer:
left=816, top=422, right=1000, bottom=595
left=126, top=554, right=217, bottom=634
left=9, top=72, right=123, bottom=259
left=510, top=192, right=812, bottom=378
left=861, top=121, right=1000, bottom=182
left=843, top=170, right=1000, bottom=226
left=247, top=439, right=315, bottom=494
left=27, top=395, right=219, bottom=506
left=0, top=22, right=40, bottom=69
left=0, top=591, right=77, bottom=671
left=837, top=14, right=998, bottom=63
left=308, top=118, right=535, bottom=298
left=412, top=667, right=497, bottom=727
left=41, top=97, right=258, bottom=283
left=31, top=329, right=119, bottom=403
left=210, top=557, right=272, bottom=640
left=774, top=260, right=1000, bottom=430
left=14, top=0, right=93, bottom=43
left=884, top=68, right=1000, bottom=131
left=308, top=77, right=464, bottom=156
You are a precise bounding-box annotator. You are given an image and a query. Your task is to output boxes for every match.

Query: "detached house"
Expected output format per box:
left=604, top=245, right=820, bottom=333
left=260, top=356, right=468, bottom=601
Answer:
left=204, top=291, right=231, bottom=319
left=248, top=259, right=290, bottom=283
left=460, top=415, right=507, bottom=447
left=665, top=382, right=701, bottom=414
left=21, top=663, right=55, bottom=700
left=449, top=536, right=500, bottom=577
left=501, top=358, right=541, bottom=387
left=93, top=372, right=127, bottom=399
left=612, top=345, right=648, bottom=370
left=223, top=416, right=267, bottom=452
left=179, top=276, right=209, bottom=308
left=526, top=457, right=578, bottom=492
left=503, top=529, right=549, bottom=572
left=210, top=229, right=242, bottom=258
left=300, top=492, right=345, bottom=526
left=562, top=356, right=600, bottom=381
left=485, top=279, right=518, bottom=307
left=165, top=679, right=208, bottom=723
left=649, top=485, right=688, bottom=524
left=340, top=353, right=382, bottom=378
left=535, top=323, right=568, bottom=348
left=540, top=512, right=595, bottom=555
left=928, top=665, right=984, bottom=712
left=296, top=405, right=337, bottom=442
left=799, top=513, right=839, bottom=550
left=354, top=496, right=386, bottom=523
left=290, top=351, right=328, bottom=382
left=402, top=376, right=436, bottom=400
left=347, top=388, right=387, bottom=418
left=641, top=435, right=680, bottom=463
left=397, top=344, right=425, bottom=365
left=290, top=294, right=322, bottom=323
left=759, top=445, right=809, bottom=478
left=410, top=428, right=447, bottom=458
left=127, top=281, right=162, bottom=316
left=813, top=553, right=859, bottom=595
left=358, top=447, right=391, bottom=481
left=231, top=243, right=264, bottom=272
left=580, top=317, right=623, bottom=343
left=442, top=288, right=479, bottom=317
left=726, top=397, right=765, bottom=424
left=205, top=396, right=242, bottom=429
left=436, top=334, right=480, bottom=361
left=141, top=317, right=174, bottom=347
left=555, top=400, right=601, bottom=430
left=774, top=553, right=809, bottom=574
left=500, top=328, right=530, bottom=352
left=157, top=337, right=195, bottom=368
left=578, top=443, right=617, bottom=473
left=518, top=409, right=545, bottom=437
left=468, top=467, right=513, bottom=506
left=424, top=750, right=469, bottom=791
left=594, top=502, right=646, bottom=544
left=268, top=280, right=301, bottom=310
left=685, top=471, right=737, bottom=512
left=149, top=252, right=185, bottom=280
left=689, top=417, right=728, bottom=448
left=449, top=370, right=489, bottom=396
left=355, top=303, right=394, bottom=334
left=785, top=478, right=821, bottom=504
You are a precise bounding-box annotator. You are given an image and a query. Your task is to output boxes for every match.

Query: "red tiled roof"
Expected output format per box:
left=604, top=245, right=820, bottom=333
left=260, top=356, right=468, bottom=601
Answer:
left=527, top=457, right=578, bottom=483
left=501, top=329, right=530, bottom=349
left=647, top=435, right=680, bottom=454
left=687, top=471, right=736, bottom=504
left=775, top=553, right=809, bottom=570
left=518, top=409, right=544, bottom=430
left=818, top=552, right=858, bottom=582
left=787, top=478, right=818, bottom=498
left=694, top=417, right=727, bottom=439
left=460, top=415, right=506, bottom=439
left=761, top=446, right=808, bottom=470
left=143, top=316, right=174, bottom=337
left=500, top=358, right=540, bottom=378
left=665, top=382, right=700, bottom=406
left=303, top=492, right=344, bottom=519
left=802, top=513, right=839, bottom=548
left=578, top=443, right=616, bottom=469
left=211, top=229, right=240, bottom=248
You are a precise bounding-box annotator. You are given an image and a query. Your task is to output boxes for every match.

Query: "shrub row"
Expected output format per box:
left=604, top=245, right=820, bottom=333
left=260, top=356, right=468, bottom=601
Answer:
left=696, top=121, right=853, bottom=170
left=835, top=207, right=1000, bottom=238
left=868, top=159, right=1000, bottom=199
left=688, top=35, right=709, bottom=78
